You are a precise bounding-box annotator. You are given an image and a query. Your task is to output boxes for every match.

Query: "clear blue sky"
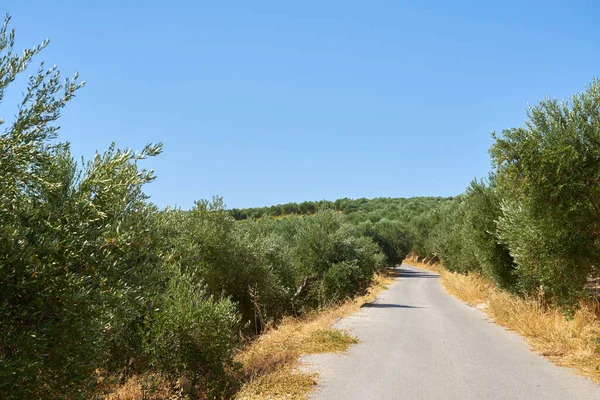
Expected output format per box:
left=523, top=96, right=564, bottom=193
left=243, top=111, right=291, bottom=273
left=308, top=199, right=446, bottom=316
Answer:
left=3, top=1, right=599, bottom=209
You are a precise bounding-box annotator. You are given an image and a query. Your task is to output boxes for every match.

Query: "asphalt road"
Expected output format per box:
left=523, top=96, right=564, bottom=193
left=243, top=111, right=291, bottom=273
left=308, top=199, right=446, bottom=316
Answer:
left=301, top=264, right=600, bottom=400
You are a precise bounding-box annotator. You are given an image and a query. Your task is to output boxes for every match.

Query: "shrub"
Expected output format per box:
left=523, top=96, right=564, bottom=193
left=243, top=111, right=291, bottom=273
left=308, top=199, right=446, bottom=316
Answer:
left=144, top=267, right=240, bottom=397
left=362, top=219, right=412, bottom=265
left=158, top=199, right=290, bottom=332
left=460, top=179, right=515, bottom=287
left=428, top=199, right=479, bottom=273
left=292, top=210, right=385, bottom=308
left=321, top=260, right=365, bottom=303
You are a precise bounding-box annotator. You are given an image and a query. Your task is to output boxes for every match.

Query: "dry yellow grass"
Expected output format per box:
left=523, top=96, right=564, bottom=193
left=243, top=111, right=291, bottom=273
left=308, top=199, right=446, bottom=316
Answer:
left=235, top=368, right=316, bottom=400
left=103, top=374, right=179, bottom=400
left=404, top=258, right=600, bottom=384
left=235, top=270, right=396, bottom=400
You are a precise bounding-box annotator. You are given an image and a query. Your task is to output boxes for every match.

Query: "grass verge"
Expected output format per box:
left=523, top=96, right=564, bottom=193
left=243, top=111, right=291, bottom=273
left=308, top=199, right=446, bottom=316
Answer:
left=102, top=374, right=176, bottom=400
left=404, top=258, right=600, bottom=384
left=234, top=269, right=397, bottom=400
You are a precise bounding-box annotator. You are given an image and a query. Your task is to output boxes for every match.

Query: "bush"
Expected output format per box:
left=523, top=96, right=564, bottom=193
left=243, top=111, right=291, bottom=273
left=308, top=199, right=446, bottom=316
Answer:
left=321, top=260, right=365, bottom=303
left=292, top=210, right=385, bottom=308
left=428, top=199, right=478, bottom=273
left=355, top=219, right=412, bottom=265
left=459, top=179, right=515, bottom=287
left=158, top=199, right=291, bottom=332
left=144, top=268, right=240, bottom=397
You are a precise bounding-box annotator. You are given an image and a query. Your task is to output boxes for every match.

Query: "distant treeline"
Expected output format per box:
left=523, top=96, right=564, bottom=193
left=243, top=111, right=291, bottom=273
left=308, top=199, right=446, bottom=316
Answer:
left=228, top=196, right=447, bottom=220
left=229, top=199, right=332, bottom=219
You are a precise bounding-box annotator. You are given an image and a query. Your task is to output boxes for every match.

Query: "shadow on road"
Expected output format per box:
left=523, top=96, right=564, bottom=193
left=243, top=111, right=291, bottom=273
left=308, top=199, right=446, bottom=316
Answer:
left=361, top=303, right=422, bottom=309
left=387, top=268, right=439, bottom=279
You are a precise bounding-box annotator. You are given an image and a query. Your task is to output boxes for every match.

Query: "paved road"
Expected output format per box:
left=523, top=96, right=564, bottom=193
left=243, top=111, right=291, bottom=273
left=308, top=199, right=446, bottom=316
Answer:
left=301, top=264, right=600, bottom=400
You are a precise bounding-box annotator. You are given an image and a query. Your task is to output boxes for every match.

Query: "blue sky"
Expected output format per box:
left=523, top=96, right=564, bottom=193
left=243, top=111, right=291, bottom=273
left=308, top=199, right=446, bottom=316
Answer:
left=3, top=1, right=599, bottom=209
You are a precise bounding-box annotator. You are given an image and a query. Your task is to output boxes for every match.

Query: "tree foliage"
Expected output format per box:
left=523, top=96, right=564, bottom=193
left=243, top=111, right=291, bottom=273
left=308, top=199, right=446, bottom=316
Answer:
left=411, top=79, right=600, bottom=307
left=490, top=80, right=600, bottom=303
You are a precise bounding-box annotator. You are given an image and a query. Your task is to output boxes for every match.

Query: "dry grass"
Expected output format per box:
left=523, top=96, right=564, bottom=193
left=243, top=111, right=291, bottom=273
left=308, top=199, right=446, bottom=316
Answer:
left=235, top=368, right=316, bottom=400
left=404, top=258, right=600, bottom=384
left=102, top=374, right=180, bottom=400
left=438, top=269, right=491, bottom=306
left=235, top=270, right=397, bottom=400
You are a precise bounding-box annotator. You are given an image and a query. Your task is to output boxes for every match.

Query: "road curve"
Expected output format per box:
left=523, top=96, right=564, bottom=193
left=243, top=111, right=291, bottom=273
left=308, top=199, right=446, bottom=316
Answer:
left=301, top=264, right=600, bottom=400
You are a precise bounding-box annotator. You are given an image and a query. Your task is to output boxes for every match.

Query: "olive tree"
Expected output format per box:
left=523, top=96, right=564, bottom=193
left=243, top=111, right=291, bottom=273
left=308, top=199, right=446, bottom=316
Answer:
left=0, top=15, right=164, bottom=398
left=490, top=79, right=600, bottom=305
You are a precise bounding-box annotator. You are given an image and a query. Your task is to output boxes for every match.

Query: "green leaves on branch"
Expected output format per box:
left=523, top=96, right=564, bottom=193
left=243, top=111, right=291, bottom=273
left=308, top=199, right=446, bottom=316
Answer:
left=0, top=15, right=165, bottom=399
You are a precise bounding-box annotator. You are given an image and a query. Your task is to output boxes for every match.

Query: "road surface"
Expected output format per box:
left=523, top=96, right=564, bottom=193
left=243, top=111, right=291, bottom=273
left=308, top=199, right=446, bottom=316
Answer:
left=301, top=264, right=600, bottom=400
